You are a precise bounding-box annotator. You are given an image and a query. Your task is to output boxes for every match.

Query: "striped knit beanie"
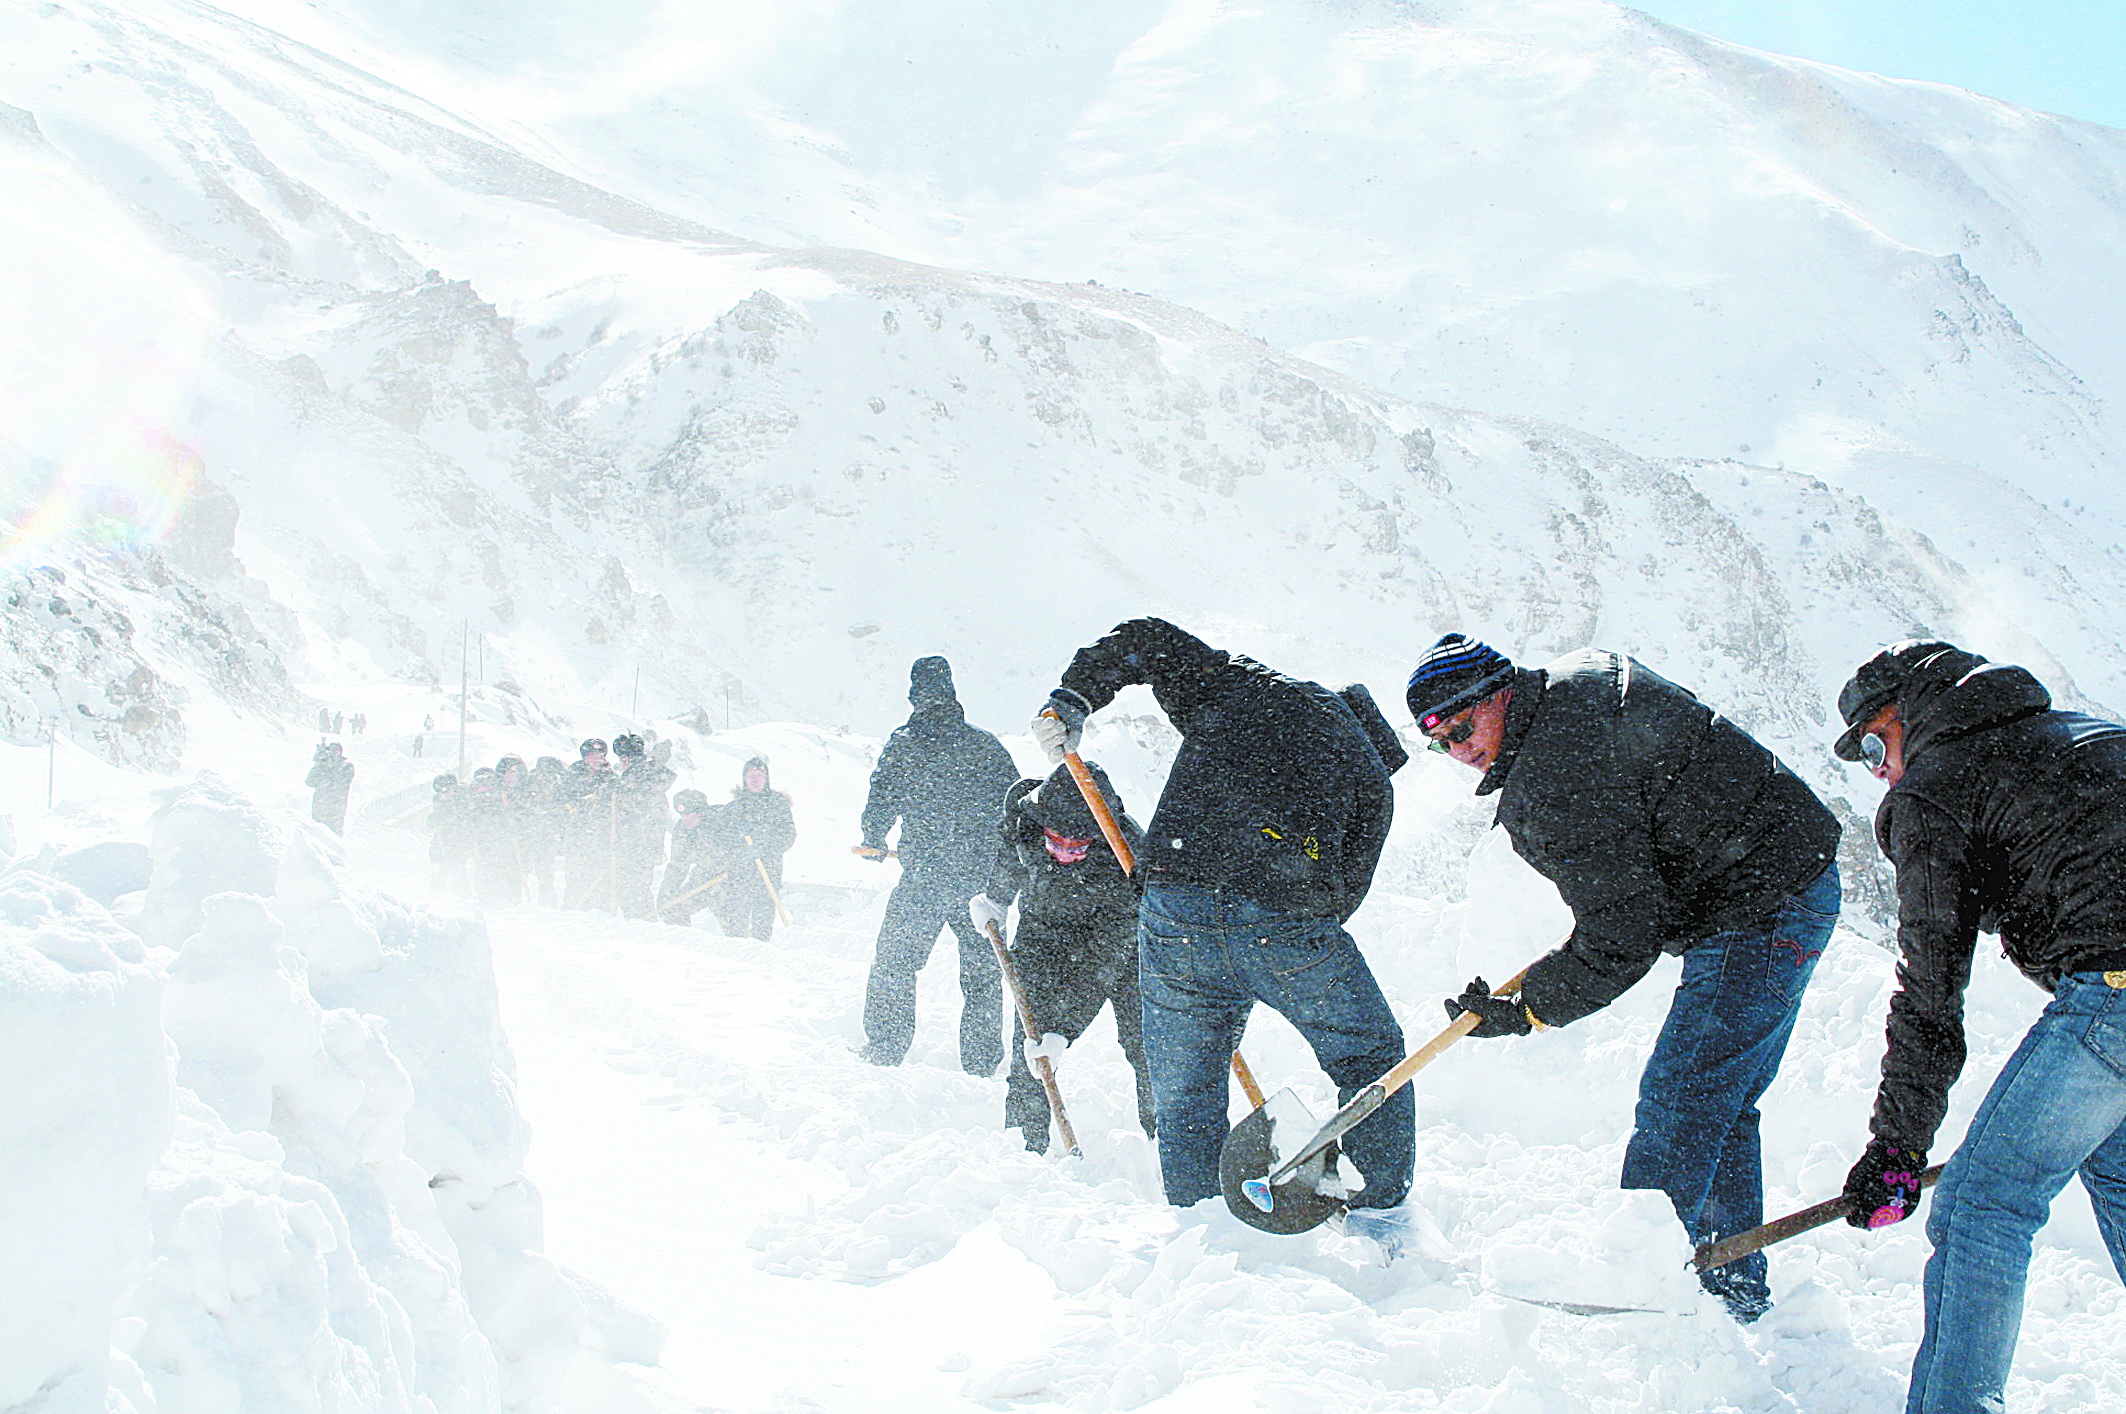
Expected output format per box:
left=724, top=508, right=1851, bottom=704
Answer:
left=1406, top=634, right=1517, bottom=730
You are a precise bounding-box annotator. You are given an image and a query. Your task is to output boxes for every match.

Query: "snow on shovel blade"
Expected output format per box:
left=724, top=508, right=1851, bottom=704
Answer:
left=1220, top=1089, right=1345, bottom=1235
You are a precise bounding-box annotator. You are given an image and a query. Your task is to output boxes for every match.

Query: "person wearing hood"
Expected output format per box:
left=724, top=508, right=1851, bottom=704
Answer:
left=1408, top=633, right=1840, bottom=1322
left=707, top=754, right=796, bottom=940
left=856, top=656, right=1020, bottom=1073
left=1033, top=619, right=1411, bottom=1214
left=1832, top=641, right=2126, bottom=1414
left=969, top=759, right=1155, bottom=1154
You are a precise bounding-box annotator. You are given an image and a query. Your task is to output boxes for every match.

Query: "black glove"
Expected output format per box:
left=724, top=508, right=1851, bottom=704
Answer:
left=1841, top=1137, right=1928, bottom=1229
left=1443, top=976, right=1532, bottom=1038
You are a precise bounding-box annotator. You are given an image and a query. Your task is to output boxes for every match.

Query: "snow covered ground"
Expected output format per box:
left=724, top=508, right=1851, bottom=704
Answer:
left=8, top=703, right=2120, bottom=1412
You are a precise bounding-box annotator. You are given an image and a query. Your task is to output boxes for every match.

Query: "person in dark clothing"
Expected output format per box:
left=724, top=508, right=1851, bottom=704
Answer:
left=659, top=789, right=722, bottom=924
left=1035, top=619, right=1410, bottom=1211
left=611, top=734, right=673, bottom=919
left=968, top=759, right=1155, bottom=1154
left=1830, top=640, right=2126, bottom=1414
left=306, top=741, right=354, bottom=835
left=428, top=773, right=472, bottom=894
left=465, top=766, right=522, bottom=906
left=562, top=738, right=619, bottom=909
left=521, top=757, right=567, bottom=906
left=707, top=755, right=796, bottom=941
left=1411, top=633, right=1841, bottom=1321
left=857, top=656, right=1020, bottom=1074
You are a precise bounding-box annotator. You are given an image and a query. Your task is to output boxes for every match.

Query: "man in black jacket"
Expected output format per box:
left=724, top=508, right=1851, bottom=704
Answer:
left=1035, top=618, right=1409, bottom=1210
left=306, top=741, right=354, bottom=835
left=858, top=657, right=1021, bottom=1073
left=1410, top=634, right=1840, bottom=1321
left=969, top=759, right=1155, bottom=1154
left=1832, top=640, right=2126, bottom=1414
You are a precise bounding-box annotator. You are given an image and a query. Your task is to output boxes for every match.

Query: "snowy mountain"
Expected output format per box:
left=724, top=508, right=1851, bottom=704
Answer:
left=11, top=0, right=2126, bottom=771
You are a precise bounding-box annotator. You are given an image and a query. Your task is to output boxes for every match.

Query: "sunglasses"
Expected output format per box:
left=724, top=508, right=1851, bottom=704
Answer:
left=1859, top=732, right=1888, bottom=771
left=1425, top=715, right=1477, bottom=753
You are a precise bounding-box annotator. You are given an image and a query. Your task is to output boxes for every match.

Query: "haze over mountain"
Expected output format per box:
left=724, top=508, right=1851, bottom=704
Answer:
left=9, top=0, right=2126, bottom=781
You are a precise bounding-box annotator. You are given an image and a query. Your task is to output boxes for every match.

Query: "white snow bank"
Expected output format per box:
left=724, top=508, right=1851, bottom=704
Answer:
left=0, top=775, right=610, bottom=1413
left=0, top=873, right=168, bottom=1412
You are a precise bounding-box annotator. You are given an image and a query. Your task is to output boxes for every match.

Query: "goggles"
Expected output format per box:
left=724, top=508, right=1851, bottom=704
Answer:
left=1859, top=731, right=1888, bottom=772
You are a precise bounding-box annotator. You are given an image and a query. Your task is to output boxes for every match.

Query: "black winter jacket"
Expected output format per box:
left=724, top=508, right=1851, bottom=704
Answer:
left=1869, top=664, right=2126, bottom=1151
left=860, top=700, right=1019, bottom=878
left=1482, top=651, right=1839, bottom=1027
left=1053, top=618, right=1394, bottom=921
left=986, top=778, right=1143, bottom=932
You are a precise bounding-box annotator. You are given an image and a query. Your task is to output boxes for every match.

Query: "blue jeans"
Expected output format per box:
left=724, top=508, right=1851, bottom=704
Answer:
left=1906, top=972, right=2126, bottom=1414
left=1136, top=883, right=1411, bottom=1208
left=1620, top=864, right=1839, bottom=1313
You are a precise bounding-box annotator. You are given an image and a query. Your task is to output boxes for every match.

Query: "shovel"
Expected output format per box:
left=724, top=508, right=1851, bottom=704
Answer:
left=1695, top=1163, right=1945, bottom=1271
left=981, top=917, right=1081, bottom=1158
left=1222, top=964, right=1537, bottom=1232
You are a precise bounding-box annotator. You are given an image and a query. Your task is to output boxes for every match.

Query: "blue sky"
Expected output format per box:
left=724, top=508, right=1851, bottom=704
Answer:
left=1627, top=2, right=2126, bottom=130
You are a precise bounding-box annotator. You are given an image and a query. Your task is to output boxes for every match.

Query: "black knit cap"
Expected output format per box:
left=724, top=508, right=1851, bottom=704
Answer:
left=1833, top=639, right=1988, bottom=761
left=909, top=655, right=956, bottom=705
left=1023, top=760, right=1124, bottom=838
left=1406, top=634, right=1517, bottom=730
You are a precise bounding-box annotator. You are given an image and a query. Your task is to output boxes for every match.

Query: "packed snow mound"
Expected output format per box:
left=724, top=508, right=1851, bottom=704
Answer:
left=0, top=778, right=640, bottom=1413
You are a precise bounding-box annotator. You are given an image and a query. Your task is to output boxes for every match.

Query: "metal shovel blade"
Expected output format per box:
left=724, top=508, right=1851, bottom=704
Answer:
left=1220, top=1093, right=1345, bottom=1234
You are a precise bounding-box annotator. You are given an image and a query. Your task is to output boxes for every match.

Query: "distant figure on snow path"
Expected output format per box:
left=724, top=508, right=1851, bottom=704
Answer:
left=705, top=754, right=795, bottom=941
left=306, top=741, right=354, bottom=836
left=1412, top=633, right=1840, bottom=1323
left=1831, top=640, right=2126, bottom=1414
left=1035, top=618, right=1410, bottom=1211
left=658, top=789, right=722, bottom=925
left=856, top=656, right=1018, bottom=1074
left=969, top=758, right=1155, bottom=1155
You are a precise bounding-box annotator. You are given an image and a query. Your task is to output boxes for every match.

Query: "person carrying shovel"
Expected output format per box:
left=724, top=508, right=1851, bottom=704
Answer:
left=1033, top=617, right=1409, bottom=1214
left=1830, top=640, right=2126, bottom=1414
left=969, top=759, right=1156, bottom=1154
left=1408, top=633, right=1840, bottom=1323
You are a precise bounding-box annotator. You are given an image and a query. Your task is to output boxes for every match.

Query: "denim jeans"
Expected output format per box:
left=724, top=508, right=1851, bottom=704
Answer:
left=1619, top=863, right=1839, bottom=1314
left=1906, top=972, right=2126, bottom=1414
left=1136, top=882, right=1411, bottom=1208
left=862, top=868, right=1003, bottom=1074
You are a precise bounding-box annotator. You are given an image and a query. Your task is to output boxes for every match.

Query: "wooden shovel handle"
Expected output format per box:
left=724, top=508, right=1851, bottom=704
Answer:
left=1695, top=1163, right=1945, bottom=1270
left=1379, top=966, right=1534, bottom=1091
left=983, top=918, right=1080, bottom=1157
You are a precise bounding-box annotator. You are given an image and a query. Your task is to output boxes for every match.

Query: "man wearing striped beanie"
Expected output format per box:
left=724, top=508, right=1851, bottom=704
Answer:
left=1407, top=633, right=1841, bottom=1323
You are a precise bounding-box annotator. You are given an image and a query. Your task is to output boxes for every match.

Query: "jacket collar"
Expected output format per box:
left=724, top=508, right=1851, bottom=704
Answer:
left=1475, top=668, right=1546, bottom=797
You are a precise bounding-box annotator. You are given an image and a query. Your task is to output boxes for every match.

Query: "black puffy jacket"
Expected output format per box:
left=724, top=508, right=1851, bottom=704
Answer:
left=1482, top=651, right=1840, bottom=1026
left=1869, top=664, right=2126, bottom=1151
left=860, top=699, right=1019, bottom=879
left=1053, top=618, right=1394, bottom=921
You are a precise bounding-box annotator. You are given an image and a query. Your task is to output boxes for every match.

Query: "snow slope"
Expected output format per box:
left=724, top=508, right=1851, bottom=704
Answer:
left=293, top=0, right=2126, bottom=508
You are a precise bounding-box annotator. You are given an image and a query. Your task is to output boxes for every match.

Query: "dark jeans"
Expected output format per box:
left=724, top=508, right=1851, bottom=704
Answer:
left=1619, top=863, right=1839, bottom=1315
left=863, top=869, right=1003, bottom=1074
left=1906, top=972, right=2126, bottom=1414
left=1136, top=882, right=1410, bottom=1208
left=1004, top=913, right=1155, bottom=1153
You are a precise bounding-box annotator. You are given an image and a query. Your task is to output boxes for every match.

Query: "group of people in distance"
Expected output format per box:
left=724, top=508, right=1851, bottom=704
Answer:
left=854, top=620, right=2126, bottom=1414
left=424, top=734, right=795, bottom=938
